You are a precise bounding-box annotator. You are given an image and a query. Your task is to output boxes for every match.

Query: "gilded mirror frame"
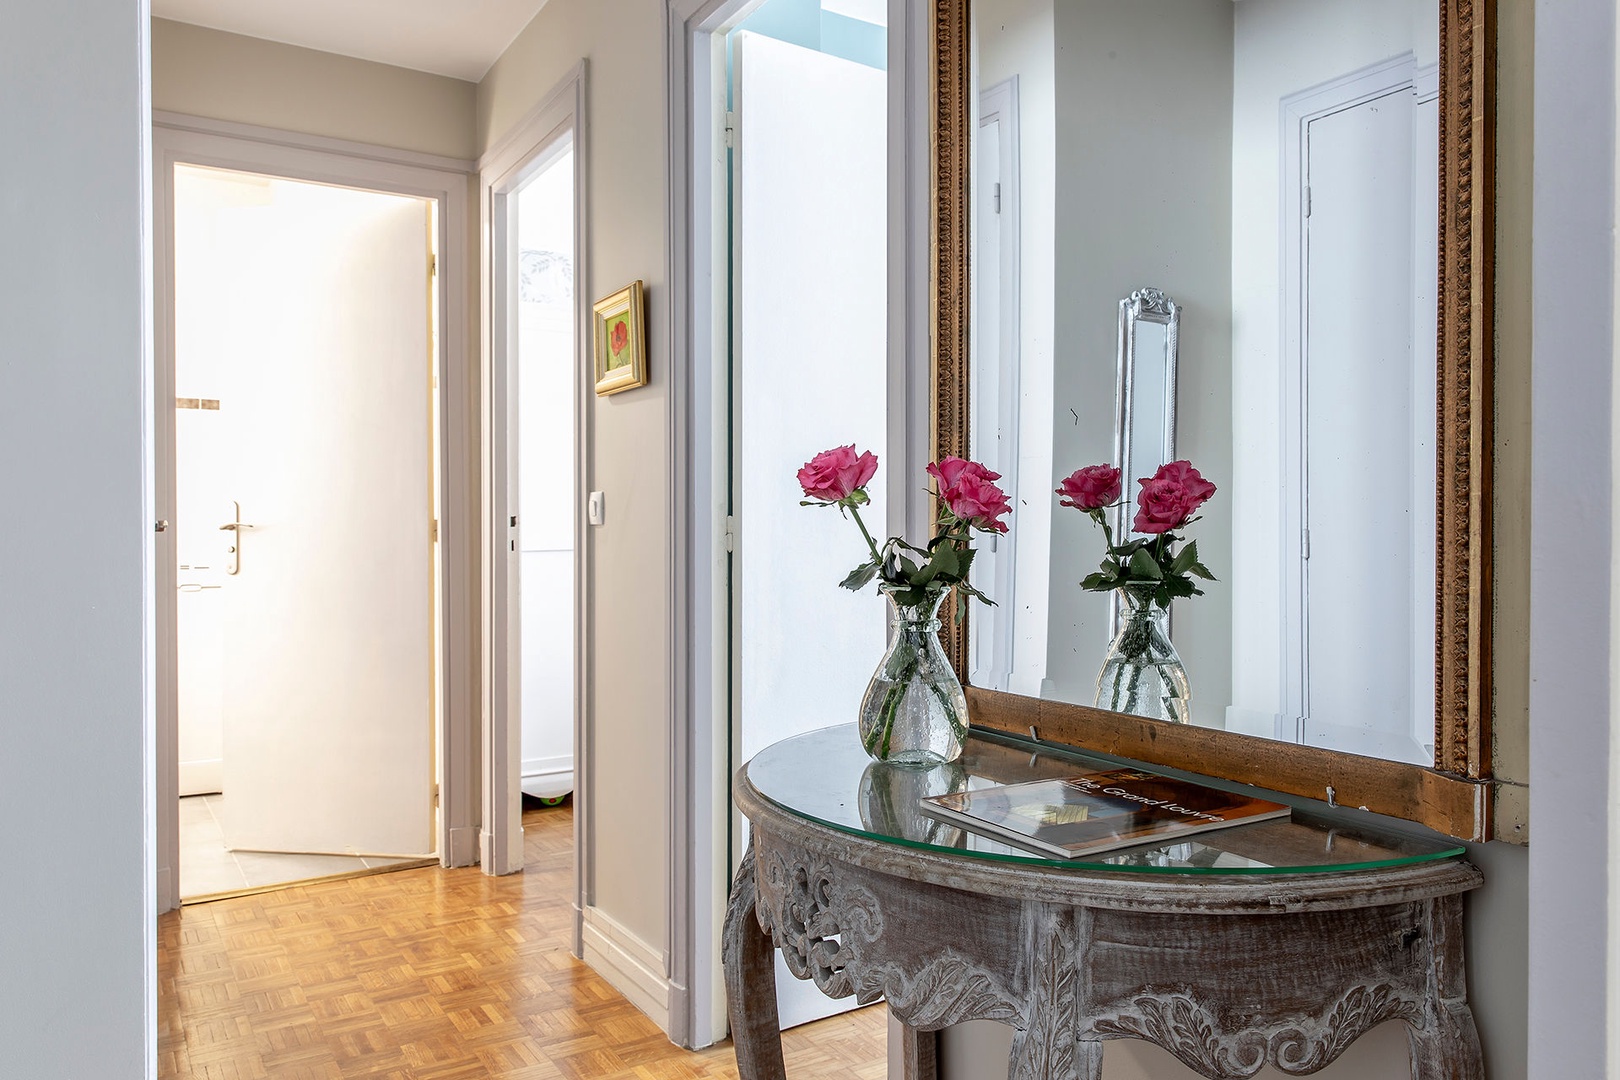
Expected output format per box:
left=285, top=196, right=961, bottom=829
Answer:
left=931, top=0, right=1497, bottom=840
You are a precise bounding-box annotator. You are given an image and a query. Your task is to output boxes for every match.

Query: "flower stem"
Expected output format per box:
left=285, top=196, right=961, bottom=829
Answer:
left=848, top=503, right=883, bottom=564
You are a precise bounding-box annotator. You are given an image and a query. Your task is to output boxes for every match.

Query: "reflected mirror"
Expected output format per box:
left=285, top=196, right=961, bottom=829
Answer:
left=967, top=0, right=1444, bottom=766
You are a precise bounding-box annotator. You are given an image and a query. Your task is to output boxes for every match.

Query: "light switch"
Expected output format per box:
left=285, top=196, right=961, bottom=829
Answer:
left=588, top=491, right=606, bottom=526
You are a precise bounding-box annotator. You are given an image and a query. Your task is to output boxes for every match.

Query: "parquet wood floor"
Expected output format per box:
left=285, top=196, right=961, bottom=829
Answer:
left=159, top=800, right=888, bottom=1079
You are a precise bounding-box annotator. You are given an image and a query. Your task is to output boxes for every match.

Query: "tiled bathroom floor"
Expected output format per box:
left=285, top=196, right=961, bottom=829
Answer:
left=179, top=794, right=427, bottom=901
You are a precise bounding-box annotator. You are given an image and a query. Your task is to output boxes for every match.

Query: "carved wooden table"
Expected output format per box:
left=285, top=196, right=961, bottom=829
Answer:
left=723, top=727, right=1484, bottom=1080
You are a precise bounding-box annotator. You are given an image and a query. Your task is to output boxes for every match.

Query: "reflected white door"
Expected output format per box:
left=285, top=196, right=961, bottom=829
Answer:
left=733, top=32, right=887, bottom=1029
left=194, top=174, right=437, bottom=856
left=1302, top=89, right=1429, bottom=764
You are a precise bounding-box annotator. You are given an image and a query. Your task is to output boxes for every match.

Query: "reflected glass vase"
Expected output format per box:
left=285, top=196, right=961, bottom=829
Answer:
left=1095, top=585, right=1191, bottom=724
left=858, top=587, right=969, bottom=765
left=857, top=759, right=967, bottom=844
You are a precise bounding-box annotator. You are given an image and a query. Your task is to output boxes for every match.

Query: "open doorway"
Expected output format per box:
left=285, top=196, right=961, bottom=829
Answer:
left=168, top=163, right=443, bottom=902
left=479, top=65, right=589, bottom=933
left=511, top=145, right=579, bottom=811
left=726, top=0, right=890, bottom=1035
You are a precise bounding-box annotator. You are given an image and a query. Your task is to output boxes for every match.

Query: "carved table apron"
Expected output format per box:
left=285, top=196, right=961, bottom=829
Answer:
left=724, top=773, right=1485, bottom=1080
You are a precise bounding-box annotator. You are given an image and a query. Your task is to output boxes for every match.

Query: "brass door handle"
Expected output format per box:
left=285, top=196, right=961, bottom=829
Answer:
left=218, top=521, right=256, bottom=531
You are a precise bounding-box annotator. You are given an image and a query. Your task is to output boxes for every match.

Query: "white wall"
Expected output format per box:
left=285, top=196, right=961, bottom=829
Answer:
left=0, top=1, right=154, bottom=1076
left=478, top=0, right=675, bottom=998
left=1042, top=0, right=1234, bottom=723
left=1228, top=0, right=1439, bottom=731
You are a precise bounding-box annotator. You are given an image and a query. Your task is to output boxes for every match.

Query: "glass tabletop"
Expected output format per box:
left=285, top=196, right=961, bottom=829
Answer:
left=746, top=725, right=1466, bottom=875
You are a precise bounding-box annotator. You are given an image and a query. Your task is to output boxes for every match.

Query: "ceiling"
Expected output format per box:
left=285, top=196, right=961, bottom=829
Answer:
left=152, top=0, right=551, bottom=81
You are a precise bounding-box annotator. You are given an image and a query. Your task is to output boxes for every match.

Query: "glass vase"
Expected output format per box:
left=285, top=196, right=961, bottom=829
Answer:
left=1095, top=585, right=1191, bottom=724
left=858, top=588, right=969, bottom=765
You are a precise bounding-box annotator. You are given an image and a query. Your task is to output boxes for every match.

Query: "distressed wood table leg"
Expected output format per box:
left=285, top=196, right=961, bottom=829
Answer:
left=1008, top=904, right=1091, bottom=1080
left=896, top=1022, right=939, bottom=1080
left=723, top=839, right=787, bottom=1080
left=1406, top=895, right=1484, bottom=1080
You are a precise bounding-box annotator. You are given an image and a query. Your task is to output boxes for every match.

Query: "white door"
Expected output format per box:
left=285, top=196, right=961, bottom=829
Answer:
left=1301, top=89, right=1429, bottom=764
left=970, top=90, right=1020, bottom=692
left=732, top=31, right=887, bottom=1029
left=198, top=174, right=437, bottom=857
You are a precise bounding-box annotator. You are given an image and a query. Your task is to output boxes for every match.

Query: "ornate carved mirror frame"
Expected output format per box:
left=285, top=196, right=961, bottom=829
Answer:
left=931, top=0, right=1497, bottom=840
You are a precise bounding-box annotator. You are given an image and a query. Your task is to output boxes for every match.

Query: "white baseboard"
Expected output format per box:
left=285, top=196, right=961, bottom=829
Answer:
left=178, top=758, right=222, bottom=797
left=581, top=906, right=673, bottom=1035
left=520, top=758, right=575, bottom=800
left=522, top=754, right=573, bottom=778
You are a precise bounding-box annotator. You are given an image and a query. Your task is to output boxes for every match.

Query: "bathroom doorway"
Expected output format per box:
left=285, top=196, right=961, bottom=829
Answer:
left=169, top=163, right=442, bottom=901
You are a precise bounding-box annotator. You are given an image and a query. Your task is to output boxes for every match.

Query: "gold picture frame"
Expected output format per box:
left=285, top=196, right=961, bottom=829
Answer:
left=592, top=280, right=648, bottom=396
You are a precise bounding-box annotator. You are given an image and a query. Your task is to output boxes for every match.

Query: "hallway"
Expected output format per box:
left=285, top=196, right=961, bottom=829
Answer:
left=158, top=800, right=887, bottom=1078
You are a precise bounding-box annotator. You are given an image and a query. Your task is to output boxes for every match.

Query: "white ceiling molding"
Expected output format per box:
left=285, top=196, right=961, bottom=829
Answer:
left=152, top=0, right=551, bottom=81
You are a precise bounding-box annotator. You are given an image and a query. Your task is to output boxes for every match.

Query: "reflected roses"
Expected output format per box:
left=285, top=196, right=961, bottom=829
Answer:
left=1055, top=458, right=1218, bottom=608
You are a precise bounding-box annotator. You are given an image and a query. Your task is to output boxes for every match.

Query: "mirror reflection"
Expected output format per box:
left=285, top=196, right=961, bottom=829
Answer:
left=967, top=0, right=1440, bottom=765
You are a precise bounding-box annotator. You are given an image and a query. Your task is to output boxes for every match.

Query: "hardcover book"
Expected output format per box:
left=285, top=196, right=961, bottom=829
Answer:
left=919, top=768, right=1290, bottom=859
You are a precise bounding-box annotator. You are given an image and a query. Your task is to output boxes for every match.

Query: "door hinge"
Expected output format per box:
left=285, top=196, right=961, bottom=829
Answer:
left=724, top=515, right=738, bottom=553
left=1304, top=185, right=1312, bottom=219
left=429, top=253, right=438, bottom=277
left=724, top=111, right=737, bottom=149
left=1301, top=528, right=1311, bottom=560
left=993, top=182, right=1002, bottom=214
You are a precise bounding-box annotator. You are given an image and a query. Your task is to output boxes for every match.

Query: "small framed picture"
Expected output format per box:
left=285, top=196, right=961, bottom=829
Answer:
left=592, top=280, right=648, bottom=396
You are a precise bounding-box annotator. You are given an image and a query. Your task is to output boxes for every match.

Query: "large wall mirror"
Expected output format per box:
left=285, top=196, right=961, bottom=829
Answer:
left=934, top=0, right=1496, bottom=840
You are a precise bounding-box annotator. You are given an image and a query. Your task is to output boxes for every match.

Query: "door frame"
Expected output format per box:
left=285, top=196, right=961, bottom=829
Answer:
left=663, top=0, right=932, bottom=1047
left=477, top=65, right=591, bottom=917
left=152, top=115, right=476, bottom=913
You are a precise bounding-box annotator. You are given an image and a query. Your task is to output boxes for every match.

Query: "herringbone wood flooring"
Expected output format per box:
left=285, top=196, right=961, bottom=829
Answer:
left=159, top=800, right=888, bottom=1079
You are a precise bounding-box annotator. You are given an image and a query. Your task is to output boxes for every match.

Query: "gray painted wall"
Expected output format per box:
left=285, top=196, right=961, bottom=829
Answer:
left=479, top=0, right=675, bottom=961
left=0, top=1, right=154, bottom=1075
left=1528, top=0, right=1616, bottom=1073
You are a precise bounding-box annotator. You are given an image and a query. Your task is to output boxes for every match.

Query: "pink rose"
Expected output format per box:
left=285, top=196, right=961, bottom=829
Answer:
left=798, top=445, right=879, bottom=504
left=1131, top=460, right=1217, bottom=534
left=1056, top=464, right=1122, bottom=511
left=931, top=457, right=1012, bottom=533
left=1152, top=460, right=1216, bottom=509
left=926, top=455, right=1001, bottom=492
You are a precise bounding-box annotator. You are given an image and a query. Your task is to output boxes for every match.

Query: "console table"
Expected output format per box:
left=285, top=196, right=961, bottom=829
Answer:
left=723, top=726, right=1483, bottom=1080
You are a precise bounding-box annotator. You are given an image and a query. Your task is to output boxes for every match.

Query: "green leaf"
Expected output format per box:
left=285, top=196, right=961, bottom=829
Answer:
left=1189, top=562, right=1216, bottom=581
left=839, top=561, right=879, bottom=591
left=1162, top=576, right=1197, bottom=599
left=1080, top=572, right=1114, bottom=591
left=1129, top=548, right=1163, bottom=580
left=1169, top=540, right=1199, bottom=576
left=930, top=542, right=961, bottom=580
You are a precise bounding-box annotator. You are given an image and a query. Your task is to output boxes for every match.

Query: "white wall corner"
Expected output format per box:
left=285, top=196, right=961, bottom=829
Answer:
left=581, top=906, right=675, bottom=1035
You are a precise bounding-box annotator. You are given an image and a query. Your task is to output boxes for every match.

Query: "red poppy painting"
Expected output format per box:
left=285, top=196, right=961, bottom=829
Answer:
left=593, top=280, right=648, bottom=396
